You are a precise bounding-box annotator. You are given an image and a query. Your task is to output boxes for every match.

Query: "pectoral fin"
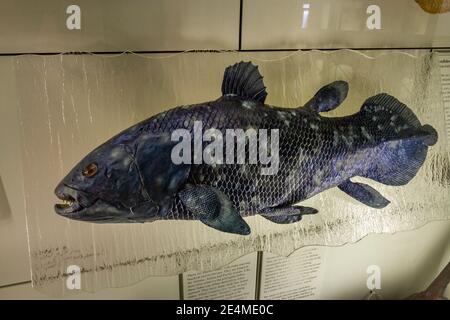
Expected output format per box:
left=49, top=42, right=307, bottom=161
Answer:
left=304, top=81, right=349, bottom=113
left=179, top=185, right=251, bottom=235
left=338, top=179, right=390, bottom=209
left=260, top=205, right=318, bottom=224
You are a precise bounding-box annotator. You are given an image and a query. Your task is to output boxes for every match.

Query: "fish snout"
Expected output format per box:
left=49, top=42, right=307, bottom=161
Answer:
left=54, top=183, right=84, bottom=216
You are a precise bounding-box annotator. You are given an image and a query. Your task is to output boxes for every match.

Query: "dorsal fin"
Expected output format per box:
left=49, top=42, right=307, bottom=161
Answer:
left=221, top=61, right=267, bottom=103
left=304, top=81, right=348, bottom=113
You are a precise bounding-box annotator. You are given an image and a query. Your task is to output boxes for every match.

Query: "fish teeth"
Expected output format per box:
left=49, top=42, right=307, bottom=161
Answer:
left=62, top=199, right=74, bottom=206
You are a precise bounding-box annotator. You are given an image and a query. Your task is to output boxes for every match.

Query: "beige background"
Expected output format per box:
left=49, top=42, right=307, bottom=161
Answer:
left=243, top=0, right=450, bottom=49
left=0, top=0, right=449, bottom=53
left=0, top=0, right=240, bottom=53
left=0, top=0, right=449, bottom=299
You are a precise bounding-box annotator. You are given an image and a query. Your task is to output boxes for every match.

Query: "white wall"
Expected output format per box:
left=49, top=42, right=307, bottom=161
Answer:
left=0, top=276, right=180, bottom=300
left=0, top=57, right=30, bottom=287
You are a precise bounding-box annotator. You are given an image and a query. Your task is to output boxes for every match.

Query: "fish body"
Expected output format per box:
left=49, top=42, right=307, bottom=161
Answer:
left=55, top=62, right=437, bottom=235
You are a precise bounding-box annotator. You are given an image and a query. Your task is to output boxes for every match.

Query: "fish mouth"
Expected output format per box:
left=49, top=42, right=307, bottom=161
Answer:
left=54, top=184, right=119, bottom=222
left=54, top=184, right=132, bottom=223
left=55, top=193, right=83, bottom=215
left=54, top=184, right=85, bottom=216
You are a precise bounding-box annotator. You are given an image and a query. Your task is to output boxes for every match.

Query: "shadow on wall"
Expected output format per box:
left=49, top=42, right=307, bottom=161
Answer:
left=0, top=175, right=11, bottom=220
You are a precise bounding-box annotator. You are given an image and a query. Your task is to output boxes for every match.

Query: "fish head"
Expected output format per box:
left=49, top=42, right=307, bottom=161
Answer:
left=54, top=141, right=156, bottom=223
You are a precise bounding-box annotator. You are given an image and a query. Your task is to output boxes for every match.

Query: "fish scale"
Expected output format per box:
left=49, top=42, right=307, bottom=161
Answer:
left=152, top=96, right=410, bottom=218
left=54, top=61, right=438, bottom=235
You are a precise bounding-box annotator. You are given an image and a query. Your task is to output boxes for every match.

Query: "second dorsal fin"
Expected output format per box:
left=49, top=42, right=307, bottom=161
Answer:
left=304, top=81, right=349, bottom=113
left=221, top=61, right=267, bottom=103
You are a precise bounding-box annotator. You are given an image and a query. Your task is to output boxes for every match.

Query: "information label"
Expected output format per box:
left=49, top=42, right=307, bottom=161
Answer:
left=259, top=247, right=327, bottom=300
left=439, top=52, right=450, bottom=141
left=183, top=252, right=258, bottom=300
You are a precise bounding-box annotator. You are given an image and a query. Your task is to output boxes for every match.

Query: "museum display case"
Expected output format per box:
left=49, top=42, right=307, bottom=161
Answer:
left=0, top=0, right=449, bottom=300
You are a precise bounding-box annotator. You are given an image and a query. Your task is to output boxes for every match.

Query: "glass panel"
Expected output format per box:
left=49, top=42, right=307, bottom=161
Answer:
left=13, top=50, right=449, bottom=296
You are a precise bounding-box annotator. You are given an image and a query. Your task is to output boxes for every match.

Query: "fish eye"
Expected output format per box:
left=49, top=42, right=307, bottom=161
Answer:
left=82, top=163, right=98, bottom=178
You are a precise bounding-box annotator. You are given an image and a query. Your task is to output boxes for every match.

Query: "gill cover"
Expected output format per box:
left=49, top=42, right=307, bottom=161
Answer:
left=129, top=133, right=191, bottom=210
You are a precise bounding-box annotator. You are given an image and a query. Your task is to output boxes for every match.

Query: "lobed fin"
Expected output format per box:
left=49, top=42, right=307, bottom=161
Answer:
left=360, top=93, right=421, bottom=128
left=338, top=179, right=390, bottom=209
left=260, top=205, right=318, bottom=224
left=304, top=81, right=349, bottom=112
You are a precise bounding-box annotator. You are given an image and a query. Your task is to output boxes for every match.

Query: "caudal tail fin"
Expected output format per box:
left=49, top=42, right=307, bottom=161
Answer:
left=360, top=93, right=438, bottom=186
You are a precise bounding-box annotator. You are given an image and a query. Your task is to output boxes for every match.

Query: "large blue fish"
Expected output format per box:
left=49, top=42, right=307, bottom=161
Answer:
left=54, top=62, right=438, bottom=235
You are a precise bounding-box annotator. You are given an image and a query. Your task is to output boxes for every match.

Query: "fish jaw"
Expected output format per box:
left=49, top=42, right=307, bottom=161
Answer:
left=54, top=182, right=149, bottom=223
left=54, top=183, right=104, bottom=221
left=54, top=183, right=85, bottom=216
